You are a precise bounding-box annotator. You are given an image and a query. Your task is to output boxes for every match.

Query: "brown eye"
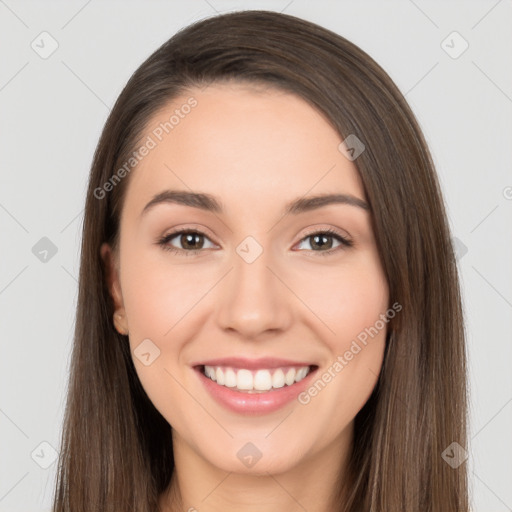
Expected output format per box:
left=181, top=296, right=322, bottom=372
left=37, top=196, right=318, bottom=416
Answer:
left=309, top=233, right=334, bottom=250
left=158, top=230, right=216, bottom=255
left=296, top=229, right=353, bottom=255
left=179, top=232, right=205, bottom=250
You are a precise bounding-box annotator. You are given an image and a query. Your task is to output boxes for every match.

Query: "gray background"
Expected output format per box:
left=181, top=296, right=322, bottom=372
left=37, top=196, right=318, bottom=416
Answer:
left=1, top=1, right=511, bottom=510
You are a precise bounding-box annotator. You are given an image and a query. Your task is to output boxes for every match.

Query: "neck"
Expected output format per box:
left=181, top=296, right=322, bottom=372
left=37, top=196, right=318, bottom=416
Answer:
left=159, top=424, right=354, bottom=512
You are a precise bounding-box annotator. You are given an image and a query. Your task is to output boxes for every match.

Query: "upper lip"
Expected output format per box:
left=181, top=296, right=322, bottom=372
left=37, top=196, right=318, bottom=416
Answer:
left=192, top=357, right=317, bottom=370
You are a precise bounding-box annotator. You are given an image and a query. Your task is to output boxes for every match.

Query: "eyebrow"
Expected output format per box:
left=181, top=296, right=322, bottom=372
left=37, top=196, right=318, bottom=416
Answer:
left=140, top=189, right=370, bottom=218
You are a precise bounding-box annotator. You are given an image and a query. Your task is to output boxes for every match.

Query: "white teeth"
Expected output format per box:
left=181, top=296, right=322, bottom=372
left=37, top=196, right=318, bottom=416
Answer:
left=272, top=369, right=285, bottom=389
left=295, top=367, right=309, bottom=382
left=254, top=369, right=272, bottom=391
left=224, top=368, right=237, bottom=388
left=205, top=366, right=216, bottom=380
left=285, top=368, right=295, bottom=386
left=237, top=369, right=253, bottom=390
left=202, top=365, right=312, bottom=392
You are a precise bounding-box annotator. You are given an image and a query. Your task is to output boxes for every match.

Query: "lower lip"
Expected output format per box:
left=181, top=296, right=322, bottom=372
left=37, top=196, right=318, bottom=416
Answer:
left=195, top=366, right=318, bottom=415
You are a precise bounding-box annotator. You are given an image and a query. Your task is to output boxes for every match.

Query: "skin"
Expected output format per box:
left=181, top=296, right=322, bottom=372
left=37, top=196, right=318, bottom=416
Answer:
left=101, top=82, right=389, bottom=512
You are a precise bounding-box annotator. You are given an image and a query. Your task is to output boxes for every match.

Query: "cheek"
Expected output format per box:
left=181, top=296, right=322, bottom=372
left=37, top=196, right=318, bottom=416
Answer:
left=118, top=246, right=217, bottom=414
left=118, top=249, right=203, bottom=425
left=296, top=257, right=389, bottom=429
left=120, top=247, right=210, bottom=339
left=289, top=251, right=389, bottom=415
left=289, top=251, right=389, bottom=343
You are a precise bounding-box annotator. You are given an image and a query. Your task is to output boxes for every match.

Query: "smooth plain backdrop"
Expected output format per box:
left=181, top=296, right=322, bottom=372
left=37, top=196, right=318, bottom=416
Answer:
left=1, top=1, right=511, bottom=511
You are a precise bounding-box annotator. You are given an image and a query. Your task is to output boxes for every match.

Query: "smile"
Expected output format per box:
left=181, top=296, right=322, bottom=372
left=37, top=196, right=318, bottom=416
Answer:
left=202, top=365, right=312, bottom=393
left=193, top=360, right=319, bottom=415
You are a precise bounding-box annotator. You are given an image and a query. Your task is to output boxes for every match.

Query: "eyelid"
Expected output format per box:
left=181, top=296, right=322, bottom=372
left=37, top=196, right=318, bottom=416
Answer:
left=297, top=225, right=352, bottom=244
left=162, top=224, right=219, bottom=244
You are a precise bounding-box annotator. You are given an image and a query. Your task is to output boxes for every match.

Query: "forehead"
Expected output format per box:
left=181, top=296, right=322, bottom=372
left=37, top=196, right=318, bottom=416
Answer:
left=122, top=82, right=366, bottom=221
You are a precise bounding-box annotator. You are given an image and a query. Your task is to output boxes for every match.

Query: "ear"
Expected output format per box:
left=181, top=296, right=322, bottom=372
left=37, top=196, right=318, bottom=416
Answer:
left=100, top=242, right=128, bottom=334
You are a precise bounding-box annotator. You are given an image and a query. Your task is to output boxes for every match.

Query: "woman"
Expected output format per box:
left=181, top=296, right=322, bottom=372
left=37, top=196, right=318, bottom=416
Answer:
left=52, top=10, right=469, bottom=512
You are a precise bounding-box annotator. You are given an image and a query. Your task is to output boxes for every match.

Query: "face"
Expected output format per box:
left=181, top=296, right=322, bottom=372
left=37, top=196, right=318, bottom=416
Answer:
left=102, top=82, right=389, bottom=477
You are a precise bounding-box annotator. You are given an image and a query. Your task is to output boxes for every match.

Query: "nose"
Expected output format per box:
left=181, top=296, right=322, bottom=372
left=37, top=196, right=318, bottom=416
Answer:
left=215, top=243, right=293, bottom=340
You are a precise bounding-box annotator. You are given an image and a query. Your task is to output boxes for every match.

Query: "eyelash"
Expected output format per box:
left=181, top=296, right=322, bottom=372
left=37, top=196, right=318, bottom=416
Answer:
left=156, top=228, right=353, bottom=257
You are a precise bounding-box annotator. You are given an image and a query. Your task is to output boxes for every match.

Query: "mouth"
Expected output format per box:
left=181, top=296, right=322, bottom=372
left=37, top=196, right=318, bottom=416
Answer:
left=192, top=359, right=319, bottom=415
left=195, top=364, right=318, bottom=394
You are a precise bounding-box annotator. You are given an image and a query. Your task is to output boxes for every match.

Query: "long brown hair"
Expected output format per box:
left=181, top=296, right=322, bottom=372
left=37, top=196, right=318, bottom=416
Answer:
left=52, top=10, right=469, bottom=511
